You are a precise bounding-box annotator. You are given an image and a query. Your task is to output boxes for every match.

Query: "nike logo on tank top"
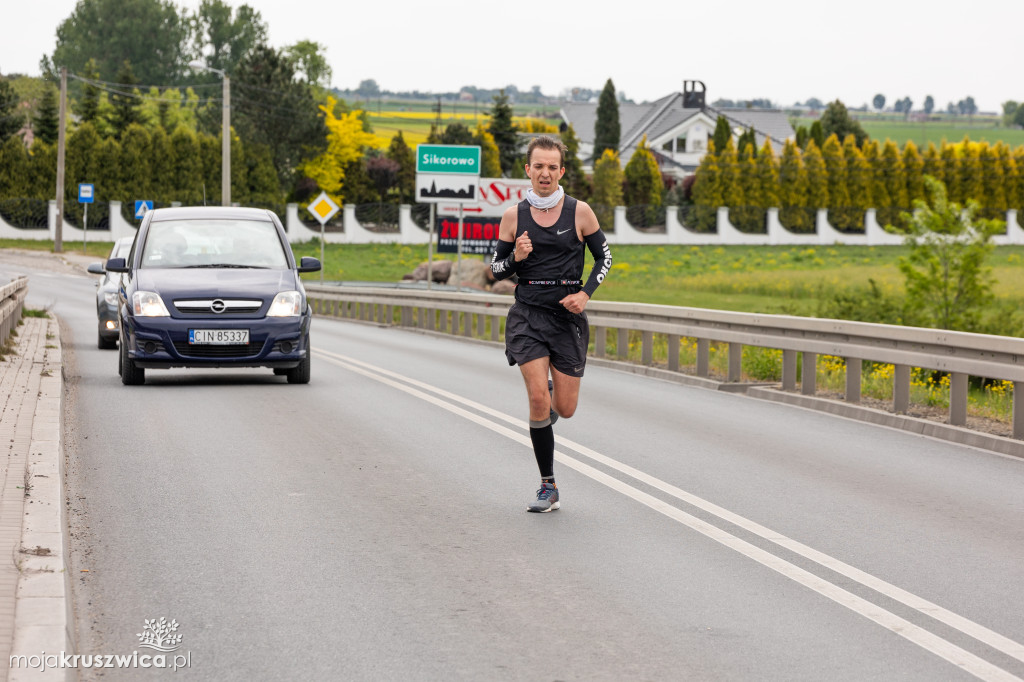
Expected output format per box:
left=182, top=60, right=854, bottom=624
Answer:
left=513, top=196, right=586, bottom=311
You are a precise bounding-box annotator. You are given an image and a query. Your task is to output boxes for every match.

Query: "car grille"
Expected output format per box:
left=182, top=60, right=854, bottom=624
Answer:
left=172, top=341, right=265, bottom=358
left=173, top=299, right=263, bottom=315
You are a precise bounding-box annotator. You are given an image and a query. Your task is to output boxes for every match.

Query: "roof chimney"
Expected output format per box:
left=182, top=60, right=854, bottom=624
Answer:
left=682, top=80, right=706, bottom=109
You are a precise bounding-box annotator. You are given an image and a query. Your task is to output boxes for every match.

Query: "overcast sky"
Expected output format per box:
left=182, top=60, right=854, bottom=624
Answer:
left=4, top=0, right=1016, bottom=113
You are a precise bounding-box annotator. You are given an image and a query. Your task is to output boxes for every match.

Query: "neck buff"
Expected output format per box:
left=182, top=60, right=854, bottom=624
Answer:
left=526, top=186, right=564, bottom=211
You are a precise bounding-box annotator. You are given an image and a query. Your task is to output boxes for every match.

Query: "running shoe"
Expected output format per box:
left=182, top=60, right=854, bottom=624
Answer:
left=527, top=482, right=560, bottom=512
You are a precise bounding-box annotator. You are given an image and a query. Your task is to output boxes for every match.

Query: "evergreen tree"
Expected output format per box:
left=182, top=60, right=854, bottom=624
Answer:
left=245, top=143, right=280, bottom=205
left=110, top=60, right=143, bottom=138
left=149, top=127, right=175, bottom=203
left=958, top=138, right=983, bottom=206
left=440, top=122, right=474, bottom=145
left=878, top=139, right=908, bottom=228
left=691, top=141, right=723, bottom=232
left=803, top=140, right=829, bottom=217
left=0, top=135, right=32, bottom=197
left=1014, top=147, right=1024, bottom=210
left=65, top=122, right=102, bottom=224
left=736, top=127, right=757, bottom=160
left=385, top=131, right=416, bottom=203
left=169, top=126, right=203, bottom=205
left=940, top=142, right=961, bottom=203
left=472, top=124, right=502, bottom=179
left=199, top=133, right=221, bottom=204
left=92, top=136, right=122, bottom=224
left=861, top=139, right=883, bottom=209
left=738, top=145, right=764, bottom=231
left=997, top=143, right=1020, bottom=212
left=778, top=139, right=810, bottom=231
left=591, top=148, right=623, bottom=231
left=623, top=136, right=663, bottom=207
left=978, top=142, right=1006, bottom=220
left=560, top=123, right=588, bottom=200
left=30, top=85, right=59, bottom=146
left=717, top=138, right=747, bottom=228
left=119, top=123, right=151, bottom=204
left=820, top=100, right=868, bottom=148
left=487, top=89, right=518, bottom=175
left=902, top=141, right=925, bottom=208
left=922, top=142, right=942, bottom=183
left=28, top=140, right=57, bottom=201
left=755, top=139, right=779, bottom=211
left=0, top=80, right=23, bottom=143
left=712, top=116, right=731, bottom=156
left=229, top=129, right=248, bottom=203
left=842, top=135, right=870, bottom=231
left=77, top=58, right=102, bottom=125
left=593, top=79, right=620, bottom=160
left=822, top=134, right=852, bottom=229
left=809, top=120, right=825, bottom=150
left=795, top=126, right=809, bottom=150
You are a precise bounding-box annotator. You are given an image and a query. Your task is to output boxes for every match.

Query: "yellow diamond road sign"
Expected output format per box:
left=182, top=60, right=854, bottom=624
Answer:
left=307, top=192, right=340, bottom=225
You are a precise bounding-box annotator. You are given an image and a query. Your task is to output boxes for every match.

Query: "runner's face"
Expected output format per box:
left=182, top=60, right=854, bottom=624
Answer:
left=526, top=148, right=565, bottom=197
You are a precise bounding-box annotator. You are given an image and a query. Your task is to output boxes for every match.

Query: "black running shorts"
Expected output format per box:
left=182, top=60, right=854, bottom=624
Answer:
left=504, top=302, right=589, bottom=377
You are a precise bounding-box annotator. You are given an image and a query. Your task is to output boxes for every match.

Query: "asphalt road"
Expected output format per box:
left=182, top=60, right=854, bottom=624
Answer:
left=2, top=250, right=1024, bottom=681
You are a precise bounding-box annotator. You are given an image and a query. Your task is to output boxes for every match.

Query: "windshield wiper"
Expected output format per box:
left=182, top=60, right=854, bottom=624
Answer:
left=181, top=263, right=270, bottom=269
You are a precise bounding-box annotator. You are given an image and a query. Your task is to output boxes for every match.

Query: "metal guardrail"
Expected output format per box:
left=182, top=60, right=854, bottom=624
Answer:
left=304, top=284, right=1024, bottom=440
left=0, top=277, right=29, bottom=345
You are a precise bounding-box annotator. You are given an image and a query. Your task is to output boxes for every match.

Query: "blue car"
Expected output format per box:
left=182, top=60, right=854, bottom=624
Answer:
left=106, top=206, right=321, bottom=385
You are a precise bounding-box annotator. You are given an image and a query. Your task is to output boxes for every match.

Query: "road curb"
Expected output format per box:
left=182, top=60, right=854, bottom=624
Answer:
left=747, top=386, right=1024, bottom=460
left=8, top=315, right=72, bottom=681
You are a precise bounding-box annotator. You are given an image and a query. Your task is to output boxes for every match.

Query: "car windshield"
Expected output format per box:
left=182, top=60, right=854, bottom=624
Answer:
left=140, top=219, right=288, bottom=269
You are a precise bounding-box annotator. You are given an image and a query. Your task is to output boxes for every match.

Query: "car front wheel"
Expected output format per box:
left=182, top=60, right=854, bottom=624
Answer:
left=119, top=328, right=145, bottom=385
left=285, top=335, right=311, bottom=384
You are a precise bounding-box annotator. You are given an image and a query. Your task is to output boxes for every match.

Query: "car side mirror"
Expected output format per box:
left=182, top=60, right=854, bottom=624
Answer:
left=105, top=257, right=128, bottom=273
left=297, top=257, right=322, bottom=273
left=87, top=263, right=105, bottom=275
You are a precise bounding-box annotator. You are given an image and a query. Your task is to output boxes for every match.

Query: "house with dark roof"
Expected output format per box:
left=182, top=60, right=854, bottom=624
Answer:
left=559, top=81, right=795, bottom=179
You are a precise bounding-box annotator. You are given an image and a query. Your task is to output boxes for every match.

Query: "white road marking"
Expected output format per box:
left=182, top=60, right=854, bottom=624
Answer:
left=315, top=348, right=1024, bottom=682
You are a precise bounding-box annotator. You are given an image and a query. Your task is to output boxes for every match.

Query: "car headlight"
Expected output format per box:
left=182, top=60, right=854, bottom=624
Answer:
left=103, top=292, right=118, bottom=306
left=132, top=291, right=170, bottom=317
left=267, top=291, right=302, bottom=317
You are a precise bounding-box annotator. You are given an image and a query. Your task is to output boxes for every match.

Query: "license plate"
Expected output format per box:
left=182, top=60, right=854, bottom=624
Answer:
left=189, top=329, right=249, bottom=345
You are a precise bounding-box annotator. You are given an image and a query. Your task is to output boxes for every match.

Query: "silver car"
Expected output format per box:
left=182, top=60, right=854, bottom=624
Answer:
left=87, top=237, right=135, bottom=349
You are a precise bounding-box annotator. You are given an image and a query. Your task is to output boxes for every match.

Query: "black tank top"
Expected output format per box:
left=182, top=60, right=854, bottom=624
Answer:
left=513, top=196, right=584, bottom=310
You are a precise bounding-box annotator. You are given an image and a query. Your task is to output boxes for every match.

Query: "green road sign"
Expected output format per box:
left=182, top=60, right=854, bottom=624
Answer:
left=417, top=144, right=481, bottom=175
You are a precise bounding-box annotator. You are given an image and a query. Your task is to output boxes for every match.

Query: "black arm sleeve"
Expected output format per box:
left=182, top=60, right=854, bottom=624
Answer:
left=581, top=229, right=612, bottom=297
left=490, top=238, right=520, bottom=281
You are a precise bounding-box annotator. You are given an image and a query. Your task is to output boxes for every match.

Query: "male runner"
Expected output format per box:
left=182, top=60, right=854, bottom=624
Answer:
left=490, top=135, right=612, bottom=512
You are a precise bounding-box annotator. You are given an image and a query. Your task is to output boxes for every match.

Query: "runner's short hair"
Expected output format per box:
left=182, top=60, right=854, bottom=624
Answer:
left=526, top=136, right=567, bottom=167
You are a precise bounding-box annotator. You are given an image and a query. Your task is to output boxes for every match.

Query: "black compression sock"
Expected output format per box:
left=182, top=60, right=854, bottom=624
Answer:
left=529, top=423, right=555, bottom=479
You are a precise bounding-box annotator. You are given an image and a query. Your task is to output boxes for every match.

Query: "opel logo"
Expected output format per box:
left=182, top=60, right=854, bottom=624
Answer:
left=210, top=299, right=226, bottom=314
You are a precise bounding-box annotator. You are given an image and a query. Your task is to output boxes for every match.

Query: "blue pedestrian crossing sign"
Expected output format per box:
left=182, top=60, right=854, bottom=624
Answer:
left=78, top=184, right=94, bottom=204
left=134, top=200, right=154, bottom=219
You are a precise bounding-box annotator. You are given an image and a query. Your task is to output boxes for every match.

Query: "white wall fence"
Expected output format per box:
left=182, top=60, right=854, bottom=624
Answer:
left=2, top=200, right=1022, bottom=247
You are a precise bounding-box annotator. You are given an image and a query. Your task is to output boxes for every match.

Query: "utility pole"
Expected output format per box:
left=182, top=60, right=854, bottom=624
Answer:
left=54, top=67, right=67, bottom=253
left=221, top=73, right=230, bottom=206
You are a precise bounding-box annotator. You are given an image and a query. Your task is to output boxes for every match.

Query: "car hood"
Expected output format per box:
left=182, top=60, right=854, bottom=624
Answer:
left=134, top=268, right=299, bottom=302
